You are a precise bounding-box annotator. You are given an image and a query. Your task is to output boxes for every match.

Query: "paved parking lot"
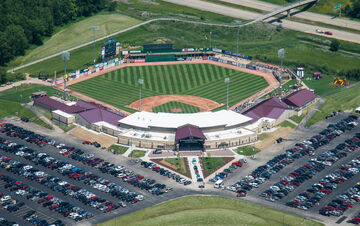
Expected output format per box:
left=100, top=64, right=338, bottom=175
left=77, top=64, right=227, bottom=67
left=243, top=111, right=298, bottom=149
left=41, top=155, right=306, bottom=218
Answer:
left=221, top=113, right=360, bottom=225
left=0, top=113, right=358, bottom=226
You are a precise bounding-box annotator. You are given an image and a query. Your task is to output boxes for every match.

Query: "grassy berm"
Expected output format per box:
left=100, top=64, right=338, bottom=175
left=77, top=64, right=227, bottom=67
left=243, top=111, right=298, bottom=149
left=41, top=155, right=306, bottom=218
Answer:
left=99, top=195, right=324, bottom=226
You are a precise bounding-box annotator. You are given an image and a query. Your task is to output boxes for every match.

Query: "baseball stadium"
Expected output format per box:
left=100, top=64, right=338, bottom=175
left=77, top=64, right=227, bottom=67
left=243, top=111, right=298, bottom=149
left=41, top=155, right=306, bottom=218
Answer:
left=44, top=43, right=308, bottom=151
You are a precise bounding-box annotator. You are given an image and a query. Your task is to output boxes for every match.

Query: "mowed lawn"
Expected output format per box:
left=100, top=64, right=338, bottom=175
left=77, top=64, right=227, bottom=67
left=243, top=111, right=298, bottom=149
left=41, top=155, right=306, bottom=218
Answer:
left=306, top=84, right=360, bottom=127
left=99, top=195, right=324, bottom=226
left=69, top=64, right=268, bottom=113
left=17, top=13, right=140, bottom=66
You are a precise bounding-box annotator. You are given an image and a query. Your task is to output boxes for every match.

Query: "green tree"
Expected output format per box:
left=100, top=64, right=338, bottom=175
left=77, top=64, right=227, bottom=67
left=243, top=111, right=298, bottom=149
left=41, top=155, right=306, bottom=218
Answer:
left=329, top=39, right=340, bottom=52
left=0, top=32, right=13, bottom=65
left=0, top=68, right=7, bottom=84
left=107, top=1, right=117, bottom=11
left=5, top=24, right=28, bottom=56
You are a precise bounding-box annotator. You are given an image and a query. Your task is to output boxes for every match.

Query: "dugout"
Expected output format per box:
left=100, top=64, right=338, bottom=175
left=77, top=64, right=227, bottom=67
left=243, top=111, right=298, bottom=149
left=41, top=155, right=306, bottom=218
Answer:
left=175, top=125, right=206, bottom=151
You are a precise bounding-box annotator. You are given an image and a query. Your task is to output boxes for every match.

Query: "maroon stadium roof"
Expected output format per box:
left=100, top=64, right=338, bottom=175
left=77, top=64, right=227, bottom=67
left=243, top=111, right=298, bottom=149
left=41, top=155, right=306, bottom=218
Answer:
left=79, top=108, right=125, bottom=126
left=243, top=97, right=288, bottom=122
left=75, top=101, right=98, bottom=110
left=34, top=96, right=85, bottom=114
left=282, top=89, right=316, bottom=108
left=175, top=125, right=206, bottom=141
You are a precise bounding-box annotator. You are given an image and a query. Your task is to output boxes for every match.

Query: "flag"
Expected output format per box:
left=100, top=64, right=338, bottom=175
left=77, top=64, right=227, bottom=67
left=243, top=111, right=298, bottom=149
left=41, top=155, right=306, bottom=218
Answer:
left=333, top=3, right=341, bottom=10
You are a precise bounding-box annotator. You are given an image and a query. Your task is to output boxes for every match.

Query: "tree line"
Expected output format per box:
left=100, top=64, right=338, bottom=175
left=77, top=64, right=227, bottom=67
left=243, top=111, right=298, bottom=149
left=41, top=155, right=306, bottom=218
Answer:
left=339, top=68, right=360, bottom=81
left=344, top=0, right=360, bottom=19
left=0, top=0, right=110, bottom=66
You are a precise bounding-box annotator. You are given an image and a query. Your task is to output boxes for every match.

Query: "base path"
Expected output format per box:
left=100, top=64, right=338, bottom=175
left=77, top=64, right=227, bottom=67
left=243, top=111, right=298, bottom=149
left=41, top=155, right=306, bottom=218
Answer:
left=126, top=95, right=223, bottom=112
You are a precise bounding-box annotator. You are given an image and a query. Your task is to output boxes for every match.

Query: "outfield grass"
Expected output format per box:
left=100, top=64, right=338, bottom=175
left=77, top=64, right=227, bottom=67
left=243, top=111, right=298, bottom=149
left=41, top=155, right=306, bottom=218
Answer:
left=69, top=63, right=267, bottom=112
left=306, top=84, right=360, bottom=127
left=152, top=101, right=200, bottom=113
left=236, top=145, right=261, bottom=156
left=109, top=145, right=128, bottom=155
left=130, top=150, right=146, bottom=158
left=165, top=158, right=187, bottom=174
left=11, top=13, right=140, bottom=68
left=99, top=195, right=324, bottom=226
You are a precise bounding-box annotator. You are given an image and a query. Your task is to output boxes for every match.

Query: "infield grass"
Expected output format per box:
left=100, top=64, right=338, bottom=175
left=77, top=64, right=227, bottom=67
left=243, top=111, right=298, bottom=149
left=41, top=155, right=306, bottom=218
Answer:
left=152, top=101, right=200, bottom=113
left=99, top=195, right=324, bottom=226
left=69, top=64, right=268, bottom=113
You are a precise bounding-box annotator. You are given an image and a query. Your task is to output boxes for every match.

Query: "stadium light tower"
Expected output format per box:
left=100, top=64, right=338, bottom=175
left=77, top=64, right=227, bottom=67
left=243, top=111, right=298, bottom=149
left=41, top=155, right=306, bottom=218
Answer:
left=225, top=77, right=230, bottom=110
left=138, top=79, right=144, bottom=111
left=277, top=48, right=285, bottom=95
left=92, top=26, right=99, bottom=66
left=61, top=51, right=70, bottom=98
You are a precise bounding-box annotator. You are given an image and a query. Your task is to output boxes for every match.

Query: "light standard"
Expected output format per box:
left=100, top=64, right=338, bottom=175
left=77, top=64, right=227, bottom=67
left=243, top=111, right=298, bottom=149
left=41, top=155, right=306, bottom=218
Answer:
left=61, top=51, right=70, bottom=99
left=91, top=26, right=99, bottom=66
left=225, top=77, right=230, bottom=110
left=210, top=31, right=212, bottom=48
left=277, top=48, right=285, bottom=95
left=138, top=79, right=144, bottom=111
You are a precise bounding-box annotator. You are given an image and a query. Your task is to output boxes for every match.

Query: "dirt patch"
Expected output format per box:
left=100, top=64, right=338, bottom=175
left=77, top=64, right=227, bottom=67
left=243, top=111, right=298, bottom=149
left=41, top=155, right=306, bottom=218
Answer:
left=170, top=108, right=182, bottom=113
left=199, top=157, right=234, bottom=178
left=127, top=95, right=223, bottom=112
left=69, top=127, right=117, bottom=148
left=255, top=127, right=294, bottom=151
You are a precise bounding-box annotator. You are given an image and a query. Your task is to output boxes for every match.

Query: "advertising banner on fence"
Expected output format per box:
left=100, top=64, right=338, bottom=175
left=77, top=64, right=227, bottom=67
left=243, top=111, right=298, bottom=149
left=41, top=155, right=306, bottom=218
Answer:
left=134, top=59, right=145, bottom=63
left=212, top=48, right=222, bottom=53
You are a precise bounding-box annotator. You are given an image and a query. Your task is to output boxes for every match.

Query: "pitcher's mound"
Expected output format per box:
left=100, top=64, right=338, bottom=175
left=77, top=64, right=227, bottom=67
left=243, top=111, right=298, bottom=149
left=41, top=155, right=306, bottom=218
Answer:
left=171, top=108, right=182, bottom=113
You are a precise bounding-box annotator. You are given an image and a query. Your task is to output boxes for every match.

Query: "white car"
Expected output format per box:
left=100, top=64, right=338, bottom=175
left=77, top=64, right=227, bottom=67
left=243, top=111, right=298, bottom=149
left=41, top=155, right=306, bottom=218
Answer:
left=316, top=29, right=324, bottom=33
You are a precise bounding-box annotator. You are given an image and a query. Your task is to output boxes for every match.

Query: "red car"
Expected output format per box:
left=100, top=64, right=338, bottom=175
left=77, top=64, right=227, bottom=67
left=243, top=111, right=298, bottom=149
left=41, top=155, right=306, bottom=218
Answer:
left=325, top=31, right=333, bottom=35
left=82, top=141, right=91, bottom=145
left=237, top=192, right=246, bottom=197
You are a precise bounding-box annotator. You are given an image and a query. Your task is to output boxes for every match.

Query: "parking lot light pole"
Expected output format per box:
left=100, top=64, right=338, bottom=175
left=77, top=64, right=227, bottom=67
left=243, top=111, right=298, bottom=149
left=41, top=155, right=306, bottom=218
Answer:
left=91, top=26, right=99, bottom=66
left=225, top=77, right=230, bottom=110
left=138, top=79, right=144, bottom=111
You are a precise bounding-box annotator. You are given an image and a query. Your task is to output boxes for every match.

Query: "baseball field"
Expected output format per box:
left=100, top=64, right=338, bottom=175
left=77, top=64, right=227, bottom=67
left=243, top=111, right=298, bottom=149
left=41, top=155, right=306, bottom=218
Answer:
left=69, top=63, right=268, bottom=113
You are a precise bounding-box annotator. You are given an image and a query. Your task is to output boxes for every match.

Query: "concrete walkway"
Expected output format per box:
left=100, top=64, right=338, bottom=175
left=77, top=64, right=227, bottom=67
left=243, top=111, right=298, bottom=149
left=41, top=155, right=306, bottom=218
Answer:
left=286, top=118, right=299, bottom=126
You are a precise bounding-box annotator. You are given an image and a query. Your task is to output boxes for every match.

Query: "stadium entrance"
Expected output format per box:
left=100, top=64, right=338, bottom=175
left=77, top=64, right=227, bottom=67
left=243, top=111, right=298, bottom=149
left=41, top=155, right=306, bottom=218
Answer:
left=175, top=125, right=206, bottom=151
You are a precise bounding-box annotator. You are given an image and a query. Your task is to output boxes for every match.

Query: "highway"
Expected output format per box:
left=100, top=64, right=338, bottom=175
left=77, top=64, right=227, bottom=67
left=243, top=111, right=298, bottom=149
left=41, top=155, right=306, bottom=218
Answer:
left=220, top=0, right=360, bottom=31
left=164, top=0, right=360, bottom=44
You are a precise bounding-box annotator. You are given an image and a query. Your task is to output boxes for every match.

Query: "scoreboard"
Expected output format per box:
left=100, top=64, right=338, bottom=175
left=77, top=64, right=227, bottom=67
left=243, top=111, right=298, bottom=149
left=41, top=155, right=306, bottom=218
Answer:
left=102, top=39, right=120, bottom=59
